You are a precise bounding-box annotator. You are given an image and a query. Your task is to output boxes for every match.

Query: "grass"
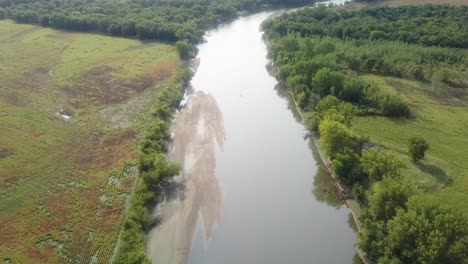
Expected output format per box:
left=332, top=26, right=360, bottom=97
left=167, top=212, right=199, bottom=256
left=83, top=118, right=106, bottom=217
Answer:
left=352, top=74, right=468, bottom=215
left=0, top=20, right=180, bottom=263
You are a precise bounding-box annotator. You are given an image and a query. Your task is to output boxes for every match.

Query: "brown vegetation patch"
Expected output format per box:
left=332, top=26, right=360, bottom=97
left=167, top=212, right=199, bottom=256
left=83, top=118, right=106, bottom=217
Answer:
left=0, top=167, right=21, bottom=187
left=94, top=133, right=137, bottom=170
left=27, top=68, right=52, bottom=90
left=42, top=192, right=75, bottom=232
left=0, top=147, right=15, bottom=159
left=67, top=129, right=137, bottom=171
left=1, top=89, right=30, bottom=107
left=66, top=131, right=102, bottom=168
left=63, top=64, right=175, bottom=108
left=0, top=217, right=22, bottom=249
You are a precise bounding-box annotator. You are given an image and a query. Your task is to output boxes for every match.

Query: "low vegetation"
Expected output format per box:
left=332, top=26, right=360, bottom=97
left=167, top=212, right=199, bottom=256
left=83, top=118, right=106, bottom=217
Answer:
left=0, top=20, right=181, bottom=263
left=264, top=4, right=468, bottom=263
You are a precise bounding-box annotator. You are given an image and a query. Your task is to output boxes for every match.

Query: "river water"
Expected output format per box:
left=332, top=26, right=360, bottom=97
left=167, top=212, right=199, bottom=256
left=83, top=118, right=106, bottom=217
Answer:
left=147, top=2, right=359, bottom=263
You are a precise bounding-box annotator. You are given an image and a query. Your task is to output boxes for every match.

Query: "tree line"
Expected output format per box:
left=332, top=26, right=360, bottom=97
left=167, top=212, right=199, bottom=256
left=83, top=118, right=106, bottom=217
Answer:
left=0, top=0, right=315, bottom=44
left=115, top=66, right=190, bottom=264
left=264, top=4, right=468, bottom=264
left=265, top=5, right=468, bottom=48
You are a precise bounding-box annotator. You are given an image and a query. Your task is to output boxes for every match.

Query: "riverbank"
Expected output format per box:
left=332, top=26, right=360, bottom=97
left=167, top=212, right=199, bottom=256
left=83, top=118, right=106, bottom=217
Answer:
left=284, top=87, right=369, bottom=264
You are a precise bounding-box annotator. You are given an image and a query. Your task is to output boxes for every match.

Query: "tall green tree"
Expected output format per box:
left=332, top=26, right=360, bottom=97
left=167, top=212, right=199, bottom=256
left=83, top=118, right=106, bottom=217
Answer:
left=318, top=118, right=354, bottom=158
left=360, top=147, right=404, bottom=183
left=386, top=197, right=468, bottom=264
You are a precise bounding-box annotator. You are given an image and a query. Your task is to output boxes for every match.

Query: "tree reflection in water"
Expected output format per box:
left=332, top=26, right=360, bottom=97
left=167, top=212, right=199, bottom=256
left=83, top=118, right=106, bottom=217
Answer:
left=147, top=91, right=225, bottom=264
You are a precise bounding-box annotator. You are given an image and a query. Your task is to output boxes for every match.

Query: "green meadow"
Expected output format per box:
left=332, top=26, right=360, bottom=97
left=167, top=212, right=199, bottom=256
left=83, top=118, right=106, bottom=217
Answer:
left=0, top=20, right=180, bottom=263
left=353, top=74, right=468, bottom=214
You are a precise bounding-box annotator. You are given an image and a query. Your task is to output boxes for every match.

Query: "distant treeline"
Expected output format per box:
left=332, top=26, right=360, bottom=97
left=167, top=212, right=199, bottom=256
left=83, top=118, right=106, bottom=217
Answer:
left=0, top=0, right=314, bottom=43
left=267, top=5, right=468, bottom=48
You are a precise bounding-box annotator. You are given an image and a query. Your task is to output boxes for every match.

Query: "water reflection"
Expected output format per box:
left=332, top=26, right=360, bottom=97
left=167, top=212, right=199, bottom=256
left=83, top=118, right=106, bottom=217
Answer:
left=273, top=81, right=345, bottom=209
left=147, top=92, right=224, bottom=264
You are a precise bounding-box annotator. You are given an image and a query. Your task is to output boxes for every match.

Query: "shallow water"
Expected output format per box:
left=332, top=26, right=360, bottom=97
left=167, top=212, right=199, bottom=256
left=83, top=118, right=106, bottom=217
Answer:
left=147, top=3, right=359, bottom=263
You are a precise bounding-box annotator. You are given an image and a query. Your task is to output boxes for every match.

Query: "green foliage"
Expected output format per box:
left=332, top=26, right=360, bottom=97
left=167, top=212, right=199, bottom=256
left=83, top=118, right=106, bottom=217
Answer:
left=332, top=147, right=360, bottom=184
left=264, top=4, right=468, bottom=263
left=265, top=6, right=468, bottom=106
left=266, top=5, right=468, bottom=48
left=386, top=197, right=468, bottom=264
left=360, top=194, right=468, bottom=264
left=366, top=178, right=417, bottom=222
left=360, top=147, right=404, bottom=183
left=352, top=183, right=366, bottom=205
left=116, top=67, right=190, bottom=263
left=310, top=95, right=356, bottom=130
left=0, top=7, right=6, bottom=19
left=409, top=137, right=430, bottom=162
left=359, top=177, right=417, bottom=262
left=318, top=118, right=355, bottom=158
left=311, top=68, right=345, bottom=98
left=363, top=84, right=409, bottom=117
left=0, top=0, right=315, bottom=44
left=176, top=40, right=193, bottom=60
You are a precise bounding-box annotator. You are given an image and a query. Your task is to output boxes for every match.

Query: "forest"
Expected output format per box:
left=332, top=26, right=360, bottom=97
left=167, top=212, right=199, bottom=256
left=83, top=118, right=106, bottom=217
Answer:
left=267, top=5, right=468, bottom=48
left=0, top=0, right=312, bottom=44
left=264, top=4, right=468, bottom=264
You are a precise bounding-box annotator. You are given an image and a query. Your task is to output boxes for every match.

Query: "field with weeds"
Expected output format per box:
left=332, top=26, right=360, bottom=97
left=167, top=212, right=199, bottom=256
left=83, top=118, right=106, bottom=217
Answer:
left=0, top=20, right=180, bottom=263
left=352, top=74, right=468, bottom=214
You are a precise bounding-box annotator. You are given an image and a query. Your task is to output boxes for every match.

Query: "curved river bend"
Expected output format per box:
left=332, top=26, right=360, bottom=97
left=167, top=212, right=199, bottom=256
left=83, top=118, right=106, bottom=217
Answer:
left=148, top=2, right=360, bottom=263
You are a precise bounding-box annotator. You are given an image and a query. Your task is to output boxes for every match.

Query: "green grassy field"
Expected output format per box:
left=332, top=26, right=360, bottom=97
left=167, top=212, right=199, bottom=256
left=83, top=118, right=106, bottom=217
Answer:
left=352, top=74, right=468, bottom=215
left=0, top=20, right=180, bottom=263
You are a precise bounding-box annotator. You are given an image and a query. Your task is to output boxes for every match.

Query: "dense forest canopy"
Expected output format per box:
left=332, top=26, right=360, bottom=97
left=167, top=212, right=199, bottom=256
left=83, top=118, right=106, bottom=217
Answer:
left=0, top=0, right=314, bottom=43
left=264, top=5, right=467, bottom=115
left=267, top=5, right=468, bottom=48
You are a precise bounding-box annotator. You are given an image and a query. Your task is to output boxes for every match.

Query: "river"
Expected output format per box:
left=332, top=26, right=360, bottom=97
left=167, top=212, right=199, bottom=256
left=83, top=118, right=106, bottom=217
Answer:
left=147, top=1, right=360, bottom=263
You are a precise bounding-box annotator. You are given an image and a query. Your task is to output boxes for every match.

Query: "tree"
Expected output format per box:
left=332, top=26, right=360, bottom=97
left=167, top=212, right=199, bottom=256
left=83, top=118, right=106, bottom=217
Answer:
left=366, top=178, right=417, bottom=222
left=409, top=137, right=429, bottom=162
left=318, top=118, right=354, bottom=158
left=315, top=95, right=356, bottom=126
left=332, top=147, right=360, bottom=184
left=0, top=8, right=7, bottom=19
left=141, top=154, right=180, bottom=189
left=385, top=196, right=468, bottom=264
left=176, top=40, right=192, bottom=60
left=360, top=147, right=404, bottom=183
left=311, top=68, right=345, bottom=98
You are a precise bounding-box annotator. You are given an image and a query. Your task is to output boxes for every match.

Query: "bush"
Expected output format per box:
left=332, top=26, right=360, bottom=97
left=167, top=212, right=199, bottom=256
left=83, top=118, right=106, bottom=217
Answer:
left=409, top=137, right=429, bottom=162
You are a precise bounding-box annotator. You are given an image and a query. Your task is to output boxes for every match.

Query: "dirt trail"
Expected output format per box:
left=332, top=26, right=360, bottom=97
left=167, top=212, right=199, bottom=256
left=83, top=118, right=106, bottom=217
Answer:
left=147, top=91, right=225, bottom=264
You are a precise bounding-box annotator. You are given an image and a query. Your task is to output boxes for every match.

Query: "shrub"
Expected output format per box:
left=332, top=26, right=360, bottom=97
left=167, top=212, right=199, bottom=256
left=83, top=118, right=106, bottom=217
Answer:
left=408, top=137, right=429, bottom=162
